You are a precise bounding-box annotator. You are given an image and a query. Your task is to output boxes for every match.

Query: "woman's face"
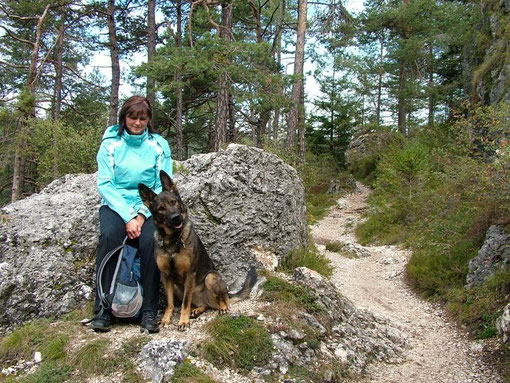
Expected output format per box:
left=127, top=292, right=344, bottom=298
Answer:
left=125, top=113, right=149, bottom=135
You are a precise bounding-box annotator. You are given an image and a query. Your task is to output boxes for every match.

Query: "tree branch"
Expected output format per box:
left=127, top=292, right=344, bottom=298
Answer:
left=0, top=26, right=35, bottom=47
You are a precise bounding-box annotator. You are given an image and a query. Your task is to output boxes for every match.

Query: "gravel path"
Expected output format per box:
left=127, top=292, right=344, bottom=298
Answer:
left=311, top=184, right=503, bottom=383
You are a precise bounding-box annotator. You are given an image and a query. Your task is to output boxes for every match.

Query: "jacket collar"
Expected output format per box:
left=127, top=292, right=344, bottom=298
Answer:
left=122, top=128, right=148, bottom=147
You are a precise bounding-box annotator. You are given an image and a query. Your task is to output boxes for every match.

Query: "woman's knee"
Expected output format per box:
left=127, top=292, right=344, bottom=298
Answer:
left=99, top=225, right=125, bottom=244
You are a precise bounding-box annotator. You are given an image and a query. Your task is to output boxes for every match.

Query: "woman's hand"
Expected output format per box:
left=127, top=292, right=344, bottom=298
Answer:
left=126, top=214, right=145, bottom=239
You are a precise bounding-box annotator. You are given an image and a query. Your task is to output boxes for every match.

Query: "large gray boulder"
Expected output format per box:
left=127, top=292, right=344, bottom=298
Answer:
left=0, top=174, right=100, bottom=330
left=175, top=144, right=308, bottom=287
left=466, top=225, right=510, bottom=288
left=0, top=144, right=307, bottom=329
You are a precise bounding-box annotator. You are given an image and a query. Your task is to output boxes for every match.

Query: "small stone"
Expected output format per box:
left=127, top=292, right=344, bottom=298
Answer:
left=34, top=352, right=42, bottom=363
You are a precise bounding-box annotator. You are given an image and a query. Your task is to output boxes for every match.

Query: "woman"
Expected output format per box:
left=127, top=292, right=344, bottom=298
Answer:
left=92, top=95, right=172, bottom=333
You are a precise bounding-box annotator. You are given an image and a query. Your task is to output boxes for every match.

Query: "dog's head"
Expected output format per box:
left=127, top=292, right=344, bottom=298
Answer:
left=138, top=170, right=188, bottom=233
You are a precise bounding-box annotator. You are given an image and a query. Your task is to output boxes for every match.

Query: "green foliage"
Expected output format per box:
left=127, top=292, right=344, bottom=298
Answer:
left=279, top=241, right=333, bottom=278
left=266, top=144, right=346, bottom=224
left=353, top=103, right=510, bottom=339
left=28, top=118, right=102, bottom=188
left=201, top=315, right=273, bottom=372
left=447, top=268, right=510, bottom=338
left=171, top=360, right=217, bottom=383
left=347, top=127, right=401, bottom=185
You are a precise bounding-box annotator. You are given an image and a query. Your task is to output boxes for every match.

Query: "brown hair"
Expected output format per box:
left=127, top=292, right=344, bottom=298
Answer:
left=118, top=95, right=156, bottom=135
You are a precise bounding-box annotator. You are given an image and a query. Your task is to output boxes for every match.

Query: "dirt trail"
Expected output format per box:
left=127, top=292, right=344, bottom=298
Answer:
left=311, top=184, right=502, bottom=383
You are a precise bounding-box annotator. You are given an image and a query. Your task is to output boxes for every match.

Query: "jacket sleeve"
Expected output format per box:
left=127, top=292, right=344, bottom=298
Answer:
left=137, top=136, right=173, bottom=219
left=154, top=136, right=173, bottom=194
left=97, top=140, right=138, bottom=223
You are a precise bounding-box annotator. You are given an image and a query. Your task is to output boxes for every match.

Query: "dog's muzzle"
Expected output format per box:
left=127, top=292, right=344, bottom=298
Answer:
left=168, top=213, right=183, bottom=229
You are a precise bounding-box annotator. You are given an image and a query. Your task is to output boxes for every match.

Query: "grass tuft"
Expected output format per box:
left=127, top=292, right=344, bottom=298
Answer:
left=171, top=360, right=217, bottom=383
left=0, top=320, right=51, bottom=363
left=262, top=275, right=325, bottom=314
left=279, top=242, right=333, bottom=278
left=69, top=339, right=110, bottom=376
left=201, top=315, right=273, bottom=371
left=18, top=361, right=72, bottom=383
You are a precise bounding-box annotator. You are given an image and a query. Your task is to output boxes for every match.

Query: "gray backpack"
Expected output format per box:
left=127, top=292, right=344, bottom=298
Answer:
left=96, top=237, right=143, bottom=318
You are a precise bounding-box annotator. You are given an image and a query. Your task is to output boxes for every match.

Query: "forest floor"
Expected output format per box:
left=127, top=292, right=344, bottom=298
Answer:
left=311, top=183, right=504, bottom=383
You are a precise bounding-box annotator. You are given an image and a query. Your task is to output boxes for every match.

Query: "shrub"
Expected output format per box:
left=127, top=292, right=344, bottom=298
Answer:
left=352, top=103, right=510, bottom=340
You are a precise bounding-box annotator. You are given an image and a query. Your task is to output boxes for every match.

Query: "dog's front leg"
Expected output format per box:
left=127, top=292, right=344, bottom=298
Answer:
left=158, top=254, right=175, bottom=327
left=161, top=277, right=175, bottom=327
left=178, top=272, right=196, bottom=331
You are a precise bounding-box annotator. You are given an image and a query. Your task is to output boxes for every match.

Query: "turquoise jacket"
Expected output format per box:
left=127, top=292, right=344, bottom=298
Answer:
left=96, top=125, right=173, bottom=223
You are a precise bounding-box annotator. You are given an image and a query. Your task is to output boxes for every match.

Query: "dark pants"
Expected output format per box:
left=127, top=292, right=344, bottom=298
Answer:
left=94, top=205, right=160, bottom=315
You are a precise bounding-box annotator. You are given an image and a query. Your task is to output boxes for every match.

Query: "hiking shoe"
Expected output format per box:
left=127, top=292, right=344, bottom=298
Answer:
left=91, top=311, right=113, bottom=332
left=140, top=311, right=160, bottom=333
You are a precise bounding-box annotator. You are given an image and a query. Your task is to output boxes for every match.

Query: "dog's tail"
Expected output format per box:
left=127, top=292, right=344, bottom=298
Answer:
left=228, top=266, right=257, bottom=303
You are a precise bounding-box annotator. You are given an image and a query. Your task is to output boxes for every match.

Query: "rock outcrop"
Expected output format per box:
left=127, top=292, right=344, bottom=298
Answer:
left=466, top=225, right=510, bottom=288
left=0, top=144, right=308, bottom=329
left=496, top=303, right=510, bottom=343
left=474, top=0, right=510, bottom=104
left=291, top=267, right=408, bottom=373
left=138, top=339, right=190, bottom=383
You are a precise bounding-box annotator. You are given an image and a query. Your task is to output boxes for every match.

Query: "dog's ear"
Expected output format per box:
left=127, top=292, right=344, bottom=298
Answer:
left=138, top=183, right=157, bottom=207
left=160, top=170, right=179, bottom=195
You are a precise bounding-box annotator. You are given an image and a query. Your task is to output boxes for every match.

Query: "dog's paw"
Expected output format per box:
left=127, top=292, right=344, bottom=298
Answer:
left=190, top=307, right=207, bottom=318
left=160, top=316, right=172, bottom=328
left=190, top=310, right=199, bottom=319
left=177, top=319, right=190, bottom=331
left=218, top=308, right=228, bottom=315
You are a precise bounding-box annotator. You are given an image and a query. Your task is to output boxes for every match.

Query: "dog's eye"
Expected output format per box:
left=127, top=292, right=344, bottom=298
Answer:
left=157, top=206, right=165, bottom=212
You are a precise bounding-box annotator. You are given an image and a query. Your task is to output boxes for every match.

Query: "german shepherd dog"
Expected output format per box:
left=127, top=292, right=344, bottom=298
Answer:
left=139, top=170, right=256, bottom=330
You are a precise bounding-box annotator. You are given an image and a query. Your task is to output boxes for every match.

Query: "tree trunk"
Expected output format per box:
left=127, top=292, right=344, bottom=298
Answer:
left=214, top=0, right=232, bottom=151
left=397, top=0, right=409, bottom=136
left=228, top=92, right=236, bottom=142
left=428, top=44, right=435, bottom=126
left=51, top=9, right=65, bottom=178
left=175, top=0, right=184, bottom=160
left=287, top=0, right=307, bottom=150
left=376, top=32, right=384, bottom=127
left=256, top=111, right=271, bottom=148
left=330, top=65, right=335, bottom=143
left=53, top=19, right=64, bottom=121
left=11, top=4, right=50, bottom=202
left=272, top=0, right=285, bottom=142
left=107, top=0, right=120, bottom=126
left=298, top=81, right=306, bottom=162
left=397, top=58, right=406, bottom=136
left=147, top=0, right=156, bottom=107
